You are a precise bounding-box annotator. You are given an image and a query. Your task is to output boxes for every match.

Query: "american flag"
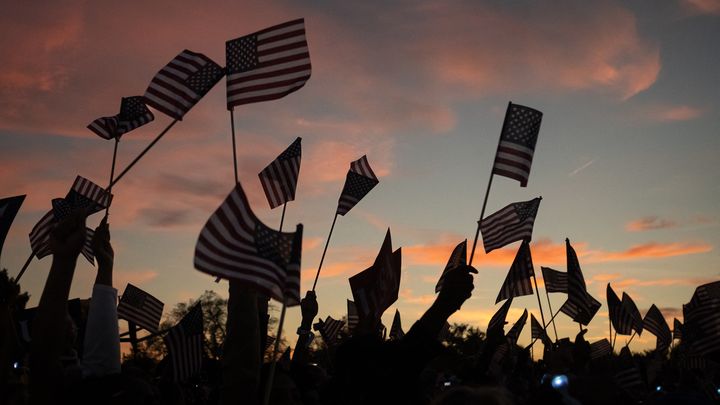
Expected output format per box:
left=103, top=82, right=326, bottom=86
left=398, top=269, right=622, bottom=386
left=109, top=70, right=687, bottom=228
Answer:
left=164, top=303, right=204, bottom=382
left=487, top=298, right=513, bottom=334
left=480, top=197, right=541, bottom=253
left=336, top=155, right=379, bottom=216
left=264, top=335, right=276, bottom=352
left=683, top=281, right=720, bottom=355
left=642, top=304, right=671, bottom=352
left=590, top=339, right=612, bottom=359
left=540, top=267, right=567, bottom=294
left=349, top=230, right=401, bottom=323
left=117, top=283, right=164, bottom=333
left=621, top=292, right=643, bottom=335
left=88, top=96, right=154, bottom=139
left=673, top=318, right=683, bottom=340
left=347, top=299, right=359, bottom=333
left=496, top=241, right=534, bottom=303
left=435, top=240, right=467, bottom=293
left=505, top=308, right=527, bottom=345
left=560, top=238, right=601, bottom=325
left=63, top=175, right=113, bottom=216
left=226, top=18, right=311, bottom=108
left=614, top=367, right=644, bottom=392
left=144, top=50, right=224, bottom=120
left=559, top=295, right=601, bottom=326
left=258, top=137, right=302, bottom=209
left=530, top=313, right=551, bottom=346
left=314, top=316, right=344, bottom=346
left=0, top=195, right=25, bottom=258
left=194, top=182, right=303, bottom=306
left=389, top=309, right=404, bottom=340
left=491, top=102, right=543, bottom=187
left=607, top=284, right=634, bottom=335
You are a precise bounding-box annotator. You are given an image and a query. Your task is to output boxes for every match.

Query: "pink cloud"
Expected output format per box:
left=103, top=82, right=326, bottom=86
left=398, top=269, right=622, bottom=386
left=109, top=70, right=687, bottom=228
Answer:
left=626, top=216, right=678, bottom=232
left=682, top=0, right=720, bottom=15
left=646, top=105, right=704, bottom=122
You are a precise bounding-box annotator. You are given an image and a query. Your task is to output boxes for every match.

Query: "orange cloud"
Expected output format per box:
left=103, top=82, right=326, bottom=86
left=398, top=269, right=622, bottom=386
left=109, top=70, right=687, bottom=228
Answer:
left=646, top=105, right=704, bottom=122
left=592, top=242, right=712, bottom=262
left=592, top=273, right=716, bottom=289
left=682, top=0, right=720, bottom=15
left=626, top=216, right=678, bottom=232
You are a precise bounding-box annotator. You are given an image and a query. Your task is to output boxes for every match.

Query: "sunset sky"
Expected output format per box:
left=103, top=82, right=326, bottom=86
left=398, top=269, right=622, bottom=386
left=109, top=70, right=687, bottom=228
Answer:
left=1, top=0, right=719, bottom=353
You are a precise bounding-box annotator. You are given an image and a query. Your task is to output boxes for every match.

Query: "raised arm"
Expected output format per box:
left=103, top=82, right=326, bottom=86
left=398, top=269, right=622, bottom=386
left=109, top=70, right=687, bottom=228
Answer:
left=292, top=290, right=318, bottom=368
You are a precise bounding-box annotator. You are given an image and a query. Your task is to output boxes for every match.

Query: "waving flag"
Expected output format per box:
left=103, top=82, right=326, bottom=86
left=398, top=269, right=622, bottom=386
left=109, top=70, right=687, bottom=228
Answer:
left=259, top=137, right=302, bottom=209
left=389, top=309, right=404, bottom=340
left=226, top=18, right=311, bottom=108
left=683, top=281, right=720, bottom=355
left=164, top=303, right=204, bottom=382
left=496, top=241, right=534, bottom=303
left=480, top=197, right=541, bottom=253
left=643, top=304, right=671, bottom=352
left=607, top=284, right=634, bottom=335
left=194, top=182, right=303, bottom=305
left=673, top=318, right=683, bottom=341
left=88, top=96, right=154, bottom=139
left=487, top=298, right=513, bottom=334
left=541, top=267, right=568, bottom=294
left=560, top=239, right=601, bottom=325
left=435, top=240, right=467, bottom=293
left=62, top=175, right=113, bottom=216
left=506, top=309, right=528, bottom=345
left=590, top=339, right=612, bottom=359
left=622, top=292, right=643, bottom=335
left=531, top=313, right=551, bottom=346
left=314, top=316, right=344, bottom=346
left=347, top=299, right=359, bottom=333
left=0, top=195, right=25, bottom=258
left=336, top=155, right=379, bottom=216
left=117, top=284, right=164, bottom=333
left=144, top=50, right=224, bottom=120
left=492, top=102, right=543, bottom=187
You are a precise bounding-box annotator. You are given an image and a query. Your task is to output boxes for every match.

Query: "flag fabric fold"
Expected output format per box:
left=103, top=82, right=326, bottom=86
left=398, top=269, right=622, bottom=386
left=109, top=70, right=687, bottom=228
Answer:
left=506, top=309, right=528, bottom=345
left=164, top=303, right=204, bottom=382
left=314, top=316, right=344, bottom=346
left=144, top=50, right=224, bottom=120
left=117, top=283, right=164, bottom=333
left=226, top=18, right=311, bottom=108
left=88, top=96, right=155, bottom=140
left=540, top=267, right=568, bottom=294
left=530, top=313, right=552, bottom=346
left=673, top=318, right=683, bottom=341
left=496, top=241, right=534, bottom=303
left=258, top=137, right=302, bottom=209
left=642, top=304, right=672, bottom=352
left=683, top=281, right=720, bottom=356
left=622, top=292, right=644, bottom=335
left=491, top=102, right=543, bottom=187
left=435, top=240, right=467, bottom=293
left=389, top=309, right=404, bottom=340
left=590, top=339, right=612, bottom=359
left=560, top=238, right=601, bottom=325
left=487, top=298, right=513, bottom=334
left=347, top=299, right=359, bottom=333
left=0, top=195, right=25, bottom=258
left=336, top=155, right=379, bottom=216
left=193, top=182, right=303, bottom=305
left=480, top=197, right=541, bottom=253
left=607, top=284, right=634, bottom=335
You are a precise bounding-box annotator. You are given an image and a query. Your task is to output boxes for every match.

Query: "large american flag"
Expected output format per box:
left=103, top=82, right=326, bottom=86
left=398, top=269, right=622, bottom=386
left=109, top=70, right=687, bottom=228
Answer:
left=505, top=308, right=527, bottom=345
left=607, top=284, right=634, bottom=335
left=492, top=102, right=543, bottom=187
left=435, top=240, right=467, bottom=293
left=683, top=281, right=720, bottom=355
left=480, top=197, right=541, bottom=253
left=164, top=303, right=204, bottom=382
left=0, top=195, right=25, bottom=258
left=496, top=241, right=534, bottom=303
left=226, top=18, right=311, bottom=108
left=621, top=292, right=644, bottom=335
left=540, top=267, right=568, bottom=294
left=487, top=298, right=513, bottom=334
left=389, top=309, right=404, bottom=340
left=643, top=304, right=671, bottom=352
left=144, top=50, right=224, bottom=120
left=336, top=155, right=379, bottom=216
left=530, top=313, right=551, bottom=345
left=194, top=182, right=303, bottom=306
left=88, top=96, right=154, bottom=140
left=117, top=283, right=164, bottom=333
left=258, top=137, right=302, bottom=209
left=347, top=299, right=359, bottom=333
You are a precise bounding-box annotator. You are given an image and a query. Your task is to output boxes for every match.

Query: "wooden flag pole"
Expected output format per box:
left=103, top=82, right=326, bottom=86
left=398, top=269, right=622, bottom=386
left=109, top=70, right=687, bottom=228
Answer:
left=531, top=273, right=549, bottom=340
left=625, top=331, right=637, bottom=348
left=544, top=288, right=559, bottom=341
left=311, top=213, right=338, bottom=291
left=230, top=109, right=239, bottom=184
left=14, top=253, right=34, bottom=282
left=263, top=298, right=288, bottom=405
left=107, top=119, right=178, bottom=189
left=105, top=138, right=120, bottom=218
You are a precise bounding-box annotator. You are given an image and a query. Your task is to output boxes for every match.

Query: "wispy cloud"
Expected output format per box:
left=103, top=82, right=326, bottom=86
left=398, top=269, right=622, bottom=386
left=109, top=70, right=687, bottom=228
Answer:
left=646, top=105, right=704, bottom=122
left=569, top=159, right=596, bottom=177
left=682, top=0, right=720, bottom=15
left=626, top=216, right=678, bottom=232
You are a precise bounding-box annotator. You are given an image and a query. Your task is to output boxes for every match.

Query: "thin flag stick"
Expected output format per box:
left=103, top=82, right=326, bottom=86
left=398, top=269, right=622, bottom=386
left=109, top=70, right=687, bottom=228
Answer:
left=311, top=213, right=338, bottom=291
left=14, top=253, right=34, bottom=282
left=263, top=299, right=288, bottom=405
left=612, top=330, right=618, bottom=351
left=544, top=288, right=559, bottom=341
left=625, top=331, right=637, bottom=348
left=531, top=273, right=548, bottom=339
left=105, top=138, right=120, bottom=218
left=107, top=119, right=178, bottom=189
left=230, top=110, right=239, bottom=184
left=544, top=306, right=563, bottom=330
left=609, top=315, right=613, bottom=349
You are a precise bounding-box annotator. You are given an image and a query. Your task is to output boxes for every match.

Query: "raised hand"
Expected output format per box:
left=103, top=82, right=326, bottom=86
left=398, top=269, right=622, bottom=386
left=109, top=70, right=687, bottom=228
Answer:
left=49, top=209, right=88, bottom=262
left=91, top=217, right=114, bottom=286
left=300, top=290, right=318, bottom=329
left=436, top=264, right=477, bottom=313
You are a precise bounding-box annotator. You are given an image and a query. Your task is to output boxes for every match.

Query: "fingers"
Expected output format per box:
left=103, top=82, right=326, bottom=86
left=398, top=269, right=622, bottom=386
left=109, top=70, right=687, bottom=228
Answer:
left=305, top=290, right=316, bottom=300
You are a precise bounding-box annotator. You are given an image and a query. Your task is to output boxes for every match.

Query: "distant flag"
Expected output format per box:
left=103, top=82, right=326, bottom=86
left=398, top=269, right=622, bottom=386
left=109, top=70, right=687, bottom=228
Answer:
left=496, top=241, right=534, bottom=303
left=607, top=284, right=634, bottom=335
left=117, top=284, right=164, bottom=333
left=435, top=240, right=467, bottom=293
left=488, top=343, right=509, bottom=377
left=164, top=303, right=204, bottom=382
left=614, top=366, right=644, bottom=392
left=487, top=298, right=513, bottom=334
left=193, top=182, right=303, bottom=305
left=349, top=229, right=401, bottom=324
left=88, top=96, right=154, bottom=140
left=506, top=309, right=528, bottom=345
left=540, top=267, right=568, bottom=294
left=622, top=292, right=643, bottom=335
left=643, top=304, right=671, bottom=352
left=560, top=239, right=601, bottom=325
left=258, top=137, right=302, bottom=209
left=226, top=18, right=311, bottom=108
left=314, top=316, right=344, bottom=346
left=336, top=155, right=379, bottom=216
left=590, top=339, right=612, bottom=359
left=530, top=313, right=551, bottom=346
left=144, top=50, right=224, bottom=120
left=0, top=195, right=25, bottom=259
left=480, top=197, right=541, bottom=253
left=673, top=318, right=683, bottom=341
left=347, top=299, right=359, bottom=333
left=389, top=309, right=404, bottom=340
left=491, top=102, right=543, bottom=187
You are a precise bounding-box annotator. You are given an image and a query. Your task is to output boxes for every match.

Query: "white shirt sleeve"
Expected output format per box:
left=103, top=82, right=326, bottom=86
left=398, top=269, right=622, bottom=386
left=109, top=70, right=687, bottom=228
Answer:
left=81, top=284, right=121, bottom=377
